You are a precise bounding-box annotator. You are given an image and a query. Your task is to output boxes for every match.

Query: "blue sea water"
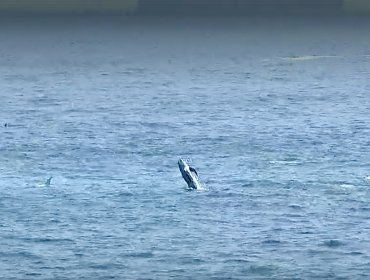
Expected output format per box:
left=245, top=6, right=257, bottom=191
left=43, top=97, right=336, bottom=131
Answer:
left=1, top=16, right=370, bottom=279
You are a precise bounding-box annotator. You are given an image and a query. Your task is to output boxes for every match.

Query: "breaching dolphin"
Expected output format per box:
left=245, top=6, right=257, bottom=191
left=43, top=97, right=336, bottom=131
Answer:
left=178, top=159, right=201, bottom=190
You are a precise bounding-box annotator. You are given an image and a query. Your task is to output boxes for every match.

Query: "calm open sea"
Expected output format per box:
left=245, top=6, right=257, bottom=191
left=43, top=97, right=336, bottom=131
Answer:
left=1, top=16, right=370, bottom=279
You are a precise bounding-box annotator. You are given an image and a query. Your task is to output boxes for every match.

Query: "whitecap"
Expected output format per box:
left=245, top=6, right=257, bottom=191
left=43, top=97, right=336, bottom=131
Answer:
left=281, top=55, right=339, bottom=61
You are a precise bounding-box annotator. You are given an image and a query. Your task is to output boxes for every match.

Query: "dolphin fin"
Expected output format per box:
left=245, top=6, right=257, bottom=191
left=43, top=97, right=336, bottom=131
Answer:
left=45, top=176, right=52, bottom=186
left=189, top=167, right=198, bottom=176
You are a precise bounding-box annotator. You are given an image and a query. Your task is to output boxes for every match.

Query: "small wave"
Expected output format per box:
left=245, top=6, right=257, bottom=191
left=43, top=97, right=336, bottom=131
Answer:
left=339, top=184, right=356, bottom=189
left=179, top=257, right=205, bottom=265
left=25, top=273, right=42, bottom=277
left=123, top=251, right=154, bottom=258
left=346, top=251, right=363, bottom=256
left=322, top=240, right=343, bottom=248
left=19, top=237, right=75, bottom=244
left=288, top=204, right=303, bottom=210
left=89, top=264, right=111, bottom=270
left=0, top=251, right=41, bottom=259
left=269, top=160, right=301, bottom=166
left=281, top=55, right=339, bottom=61
left=298, top=231, right=314, bottom=235
left=244, top=265, right=274, bottom=275
left=262, top=239, right=282, bottom=245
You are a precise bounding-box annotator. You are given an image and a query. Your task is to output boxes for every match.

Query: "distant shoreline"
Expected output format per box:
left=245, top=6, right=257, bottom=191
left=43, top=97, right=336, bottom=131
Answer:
left=0, top=0, right=369, bottom=15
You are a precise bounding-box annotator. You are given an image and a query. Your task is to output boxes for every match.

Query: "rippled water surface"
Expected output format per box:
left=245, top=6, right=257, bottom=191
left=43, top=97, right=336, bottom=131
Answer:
left=1, top=16, right=370, bottom=279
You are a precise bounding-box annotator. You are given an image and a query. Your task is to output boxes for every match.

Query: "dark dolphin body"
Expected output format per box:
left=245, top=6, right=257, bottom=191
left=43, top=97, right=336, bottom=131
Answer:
left=178, top=159, right=201, bottom=190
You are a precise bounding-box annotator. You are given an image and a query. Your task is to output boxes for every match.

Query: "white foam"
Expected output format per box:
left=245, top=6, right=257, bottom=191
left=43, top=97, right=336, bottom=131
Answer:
left=281, top=55, right=339, bottom=61
left=339, top=184, right=355, bottom=189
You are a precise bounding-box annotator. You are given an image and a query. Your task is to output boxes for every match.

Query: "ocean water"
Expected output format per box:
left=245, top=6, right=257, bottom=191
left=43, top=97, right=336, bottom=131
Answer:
left=1, top=16, right=370, bottom=279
